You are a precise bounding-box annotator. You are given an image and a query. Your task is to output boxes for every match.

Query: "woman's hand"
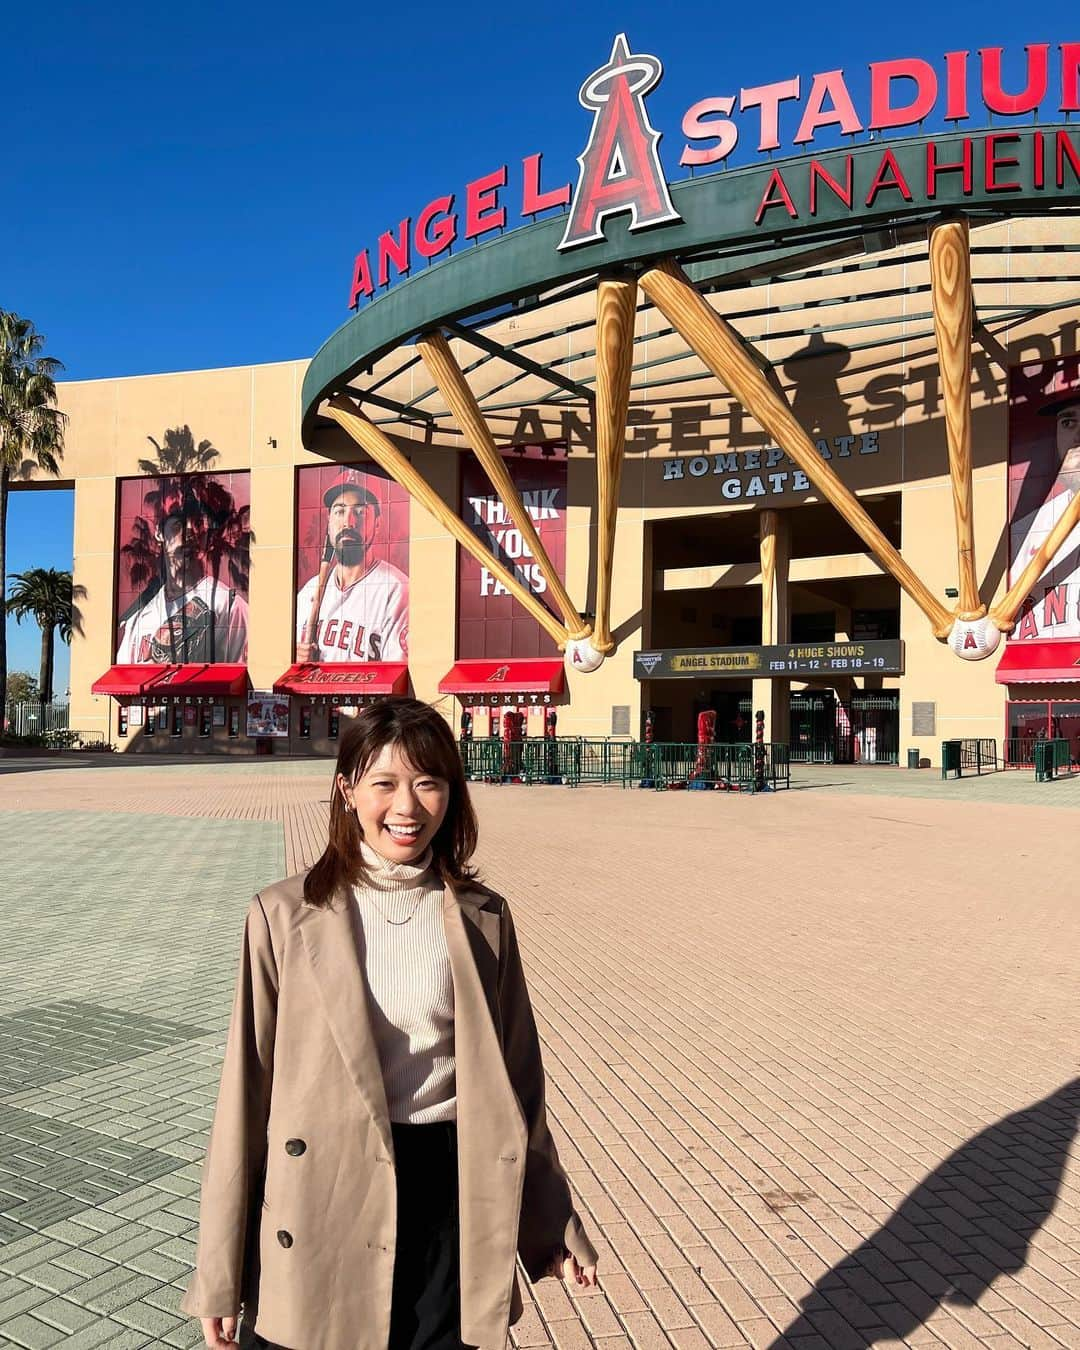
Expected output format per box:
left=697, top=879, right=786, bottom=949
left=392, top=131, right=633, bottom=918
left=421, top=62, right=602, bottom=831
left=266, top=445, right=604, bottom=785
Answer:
left=548, top=1250, right=599, bottom=1289
left=201, top=1315, right=239, bottom=1348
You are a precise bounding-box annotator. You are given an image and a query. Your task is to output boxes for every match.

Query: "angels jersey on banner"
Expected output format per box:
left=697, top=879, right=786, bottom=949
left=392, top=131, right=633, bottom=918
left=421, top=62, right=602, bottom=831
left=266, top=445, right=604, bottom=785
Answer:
left=115, top=470, right=251, bottom=663
left=1008, top=361, right=1080, bottom=642
left=295, top=561, right=408, bottom=661
left=117, top=575, right=247, bottom=663
left=295, top=464, right=410, bottom=663
left=458, top=446, right=567, bottom=659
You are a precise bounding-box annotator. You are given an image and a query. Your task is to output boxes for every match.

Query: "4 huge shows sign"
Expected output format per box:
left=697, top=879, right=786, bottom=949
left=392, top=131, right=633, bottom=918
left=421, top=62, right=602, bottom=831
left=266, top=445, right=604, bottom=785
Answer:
left=347, top=37, right=1080, bottom=307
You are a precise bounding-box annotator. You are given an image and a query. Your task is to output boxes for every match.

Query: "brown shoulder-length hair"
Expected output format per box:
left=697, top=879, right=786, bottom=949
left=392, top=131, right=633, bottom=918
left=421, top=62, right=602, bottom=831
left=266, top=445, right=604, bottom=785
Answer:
left=303, top=698, right=479, bottom=908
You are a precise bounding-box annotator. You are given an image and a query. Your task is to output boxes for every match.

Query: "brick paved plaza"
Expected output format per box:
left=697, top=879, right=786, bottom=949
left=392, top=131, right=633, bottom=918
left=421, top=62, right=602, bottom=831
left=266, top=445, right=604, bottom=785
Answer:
left=1, top=756, right=1078, bottom=1349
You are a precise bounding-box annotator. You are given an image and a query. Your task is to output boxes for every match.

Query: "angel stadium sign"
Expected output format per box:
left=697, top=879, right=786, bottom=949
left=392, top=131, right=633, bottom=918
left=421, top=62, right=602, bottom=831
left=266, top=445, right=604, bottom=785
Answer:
left=633, top=641, right=906, bottom=680
left=346, top=36, right=1080, bottom=307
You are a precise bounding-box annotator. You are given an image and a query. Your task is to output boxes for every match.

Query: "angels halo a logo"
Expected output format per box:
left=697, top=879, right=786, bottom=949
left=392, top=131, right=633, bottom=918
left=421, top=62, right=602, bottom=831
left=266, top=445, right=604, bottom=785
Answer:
left=636, top=651, right=663, bottom=675
left=559, top=33, right=682, bottom=251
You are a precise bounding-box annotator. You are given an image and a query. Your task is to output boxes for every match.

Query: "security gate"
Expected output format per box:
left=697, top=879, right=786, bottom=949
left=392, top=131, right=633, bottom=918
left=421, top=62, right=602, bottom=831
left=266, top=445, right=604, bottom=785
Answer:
left=790, top=690, right=899, bottom=764
left=789, top=691, right=836, bottom=763
left=849, top=691, right=900, bottom=764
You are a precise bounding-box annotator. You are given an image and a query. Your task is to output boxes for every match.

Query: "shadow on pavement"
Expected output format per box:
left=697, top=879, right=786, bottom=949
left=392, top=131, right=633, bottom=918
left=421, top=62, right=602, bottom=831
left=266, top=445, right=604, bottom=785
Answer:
left=768, top=1077, right=1080, bottom=1348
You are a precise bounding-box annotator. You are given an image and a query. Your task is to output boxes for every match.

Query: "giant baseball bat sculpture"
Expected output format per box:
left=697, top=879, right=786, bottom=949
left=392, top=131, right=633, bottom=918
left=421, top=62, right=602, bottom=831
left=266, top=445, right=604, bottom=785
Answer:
left=639, top=258, right=954, bottom=636
left=322, top=395, right=572, bottom=647
left=592, top=276, right=637, bottom=654
left=416, top=330, right=591, bottom=641
left=930, top=216, right=983, bottom=617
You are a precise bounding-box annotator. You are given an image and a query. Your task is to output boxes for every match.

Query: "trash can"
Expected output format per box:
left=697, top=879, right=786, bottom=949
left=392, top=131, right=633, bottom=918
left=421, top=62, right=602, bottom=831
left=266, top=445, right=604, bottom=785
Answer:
left=907, top=748, right=920, bottom=769
left=941, top=740, right=962, bottom=779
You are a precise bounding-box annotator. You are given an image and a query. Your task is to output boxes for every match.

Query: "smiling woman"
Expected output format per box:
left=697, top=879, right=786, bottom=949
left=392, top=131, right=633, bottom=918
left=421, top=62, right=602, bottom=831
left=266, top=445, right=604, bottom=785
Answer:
left=182, top=696, right=598, bottom=1350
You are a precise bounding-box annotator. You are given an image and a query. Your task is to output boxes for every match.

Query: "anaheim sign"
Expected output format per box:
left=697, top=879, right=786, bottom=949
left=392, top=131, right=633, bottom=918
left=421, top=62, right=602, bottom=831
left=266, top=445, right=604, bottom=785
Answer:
left=347, top=36, right=1080, bottom=308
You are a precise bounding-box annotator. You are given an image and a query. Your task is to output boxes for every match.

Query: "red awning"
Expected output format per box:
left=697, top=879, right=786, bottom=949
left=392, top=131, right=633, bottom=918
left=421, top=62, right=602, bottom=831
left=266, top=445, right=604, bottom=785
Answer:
left=438, top=659, right=565, bottom=696
left=273, top=662, right=409, bottom=697
left=92, top=664, right=250, bottom=697
left=995, top=641, right=1080, bottom=684
left=91, top=665, right=155, bottom=697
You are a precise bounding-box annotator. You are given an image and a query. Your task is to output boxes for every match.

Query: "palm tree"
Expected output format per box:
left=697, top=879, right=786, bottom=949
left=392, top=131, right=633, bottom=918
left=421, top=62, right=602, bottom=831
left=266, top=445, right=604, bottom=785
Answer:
left=138, top=425, right=218, bottom=476
left=5, top=567, right=85, bottom=709
left=0, top=312, right=66, bottom=712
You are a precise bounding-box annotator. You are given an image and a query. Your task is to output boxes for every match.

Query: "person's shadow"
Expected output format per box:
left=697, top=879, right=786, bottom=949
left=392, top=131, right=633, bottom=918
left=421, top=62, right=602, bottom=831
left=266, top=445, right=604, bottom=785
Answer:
left=768, top=1077, right=1080, bottom=1347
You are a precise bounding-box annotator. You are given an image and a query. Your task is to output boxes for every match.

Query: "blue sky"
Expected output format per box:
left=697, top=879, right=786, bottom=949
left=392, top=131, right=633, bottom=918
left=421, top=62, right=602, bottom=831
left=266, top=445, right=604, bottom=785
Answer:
left=3, top=1, right=1057, bottom=688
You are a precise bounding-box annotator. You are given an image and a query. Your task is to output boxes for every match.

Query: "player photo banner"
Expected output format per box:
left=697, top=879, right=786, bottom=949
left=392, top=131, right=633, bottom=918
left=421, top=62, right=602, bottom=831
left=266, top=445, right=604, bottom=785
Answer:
left=116, top=471, right=251, bottom=664
left=295, top=464, right=410, bottom=663
left=1008, top=358, right=1080, bottom=642
left=457, top=446, right=568, bottom=659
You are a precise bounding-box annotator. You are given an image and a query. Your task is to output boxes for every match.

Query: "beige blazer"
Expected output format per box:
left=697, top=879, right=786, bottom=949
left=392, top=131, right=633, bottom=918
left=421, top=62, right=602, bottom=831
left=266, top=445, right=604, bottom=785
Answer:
left=180, top=872, right=597, bottom=1350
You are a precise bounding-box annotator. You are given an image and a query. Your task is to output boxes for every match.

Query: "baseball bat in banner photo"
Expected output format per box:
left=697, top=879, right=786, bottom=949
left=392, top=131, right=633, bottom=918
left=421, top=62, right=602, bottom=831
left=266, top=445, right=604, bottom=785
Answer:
left=302, top=537, right=335, bottom=660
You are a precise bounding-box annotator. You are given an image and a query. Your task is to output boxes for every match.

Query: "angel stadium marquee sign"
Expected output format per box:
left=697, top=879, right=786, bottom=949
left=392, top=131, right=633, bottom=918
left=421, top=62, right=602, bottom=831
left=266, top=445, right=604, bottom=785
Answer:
left=633, top=641, right=905, bottom=679
left=346, top=37, right=1080, bottom=307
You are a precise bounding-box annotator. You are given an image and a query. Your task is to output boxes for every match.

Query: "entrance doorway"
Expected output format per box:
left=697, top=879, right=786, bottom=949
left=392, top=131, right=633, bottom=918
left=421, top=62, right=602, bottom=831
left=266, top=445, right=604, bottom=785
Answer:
left=848, top=691, right=900, bottom=765
left=702, top=689, right=752, bottom=744
left=791, top=689, right=900, bottom=764
left=789, top=690, right=836, bottom=762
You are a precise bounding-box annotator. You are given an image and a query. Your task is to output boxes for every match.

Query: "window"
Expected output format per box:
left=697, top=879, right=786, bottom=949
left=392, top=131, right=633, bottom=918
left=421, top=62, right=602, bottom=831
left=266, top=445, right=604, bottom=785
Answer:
left=328, top=708, right=340, bottom=740
left=300, top=705, right=312, bottom=739
left=1008, top=700, right=1080, bottom=767
left=1006, top=702, right=1048, bottom=765
left=117, top=705, right=129, bottom=738
left=229, top=706, right=240, bottom=738
left=199, top=705, right=212, bottom=738
left=171, top=705, right=183, bottom=738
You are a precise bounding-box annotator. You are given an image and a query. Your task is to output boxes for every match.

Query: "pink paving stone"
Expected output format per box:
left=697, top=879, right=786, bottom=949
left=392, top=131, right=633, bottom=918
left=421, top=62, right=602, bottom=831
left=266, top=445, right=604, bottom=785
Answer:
left=688, top=1301, right=747, bottom=1348
left=621, top=1313, right=679, bottom=1350
left=511, top=1305, right=554, bottom=1348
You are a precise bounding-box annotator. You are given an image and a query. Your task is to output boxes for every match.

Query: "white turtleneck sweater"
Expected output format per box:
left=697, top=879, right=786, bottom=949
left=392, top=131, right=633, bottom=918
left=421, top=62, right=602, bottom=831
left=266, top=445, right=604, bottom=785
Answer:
left=352, top=842, right=456, bottom=1124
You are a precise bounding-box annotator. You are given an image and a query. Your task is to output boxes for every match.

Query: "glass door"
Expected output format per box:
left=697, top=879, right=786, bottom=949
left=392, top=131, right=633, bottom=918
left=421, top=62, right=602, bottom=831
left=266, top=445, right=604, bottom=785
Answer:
left=1005, top=702, right=1049, bottom=766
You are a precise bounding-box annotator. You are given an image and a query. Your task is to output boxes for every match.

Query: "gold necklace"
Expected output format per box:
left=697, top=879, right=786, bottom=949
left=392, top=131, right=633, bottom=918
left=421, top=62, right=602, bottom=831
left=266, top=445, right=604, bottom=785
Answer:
left=362, top=889, right=423, bottom=926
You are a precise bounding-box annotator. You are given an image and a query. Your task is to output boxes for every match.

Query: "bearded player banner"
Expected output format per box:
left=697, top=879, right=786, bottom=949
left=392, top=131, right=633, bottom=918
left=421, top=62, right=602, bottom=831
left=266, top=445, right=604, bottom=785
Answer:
left=1008, top=358, right=1080, bottom=643
left=116, top=471, right=251, bottom=664
left=295, top=464, right=410, bottom=663
left=458, top=445, right=568, bottom=659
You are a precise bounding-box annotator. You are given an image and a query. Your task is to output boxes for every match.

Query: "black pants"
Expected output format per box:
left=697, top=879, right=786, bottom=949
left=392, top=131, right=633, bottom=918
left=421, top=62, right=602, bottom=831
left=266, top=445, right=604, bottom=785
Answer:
left=245, top=1120, right=463, bottom=1350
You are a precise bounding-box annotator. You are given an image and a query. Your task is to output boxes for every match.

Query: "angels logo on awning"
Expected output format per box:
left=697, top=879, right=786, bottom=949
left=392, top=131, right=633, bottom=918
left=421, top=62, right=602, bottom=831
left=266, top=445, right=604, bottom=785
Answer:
left=559, top=33, right=682, bottom=251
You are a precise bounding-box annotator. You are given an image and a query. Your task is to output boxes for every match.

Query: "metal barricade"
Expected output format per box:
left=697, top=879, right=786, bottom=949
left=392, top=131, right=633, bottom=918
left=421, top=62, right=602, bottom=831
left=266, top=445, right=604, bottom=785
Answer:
left=521, top=738, right=582, bottom=786
left=636, top=742, right=790, bottom=792
left=458, top=738, right=502, bottom=782
left=960, top=738, right=998, bottom=775
left=577, top=739, right=634, bottom=786
left=1034, top=738, right=1074, bottom=782
left=942, top=738, right=998, bottom=779
left=1003, top=737, right=1033, bottom=769
left=458, top=737, right=791, bottom=791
